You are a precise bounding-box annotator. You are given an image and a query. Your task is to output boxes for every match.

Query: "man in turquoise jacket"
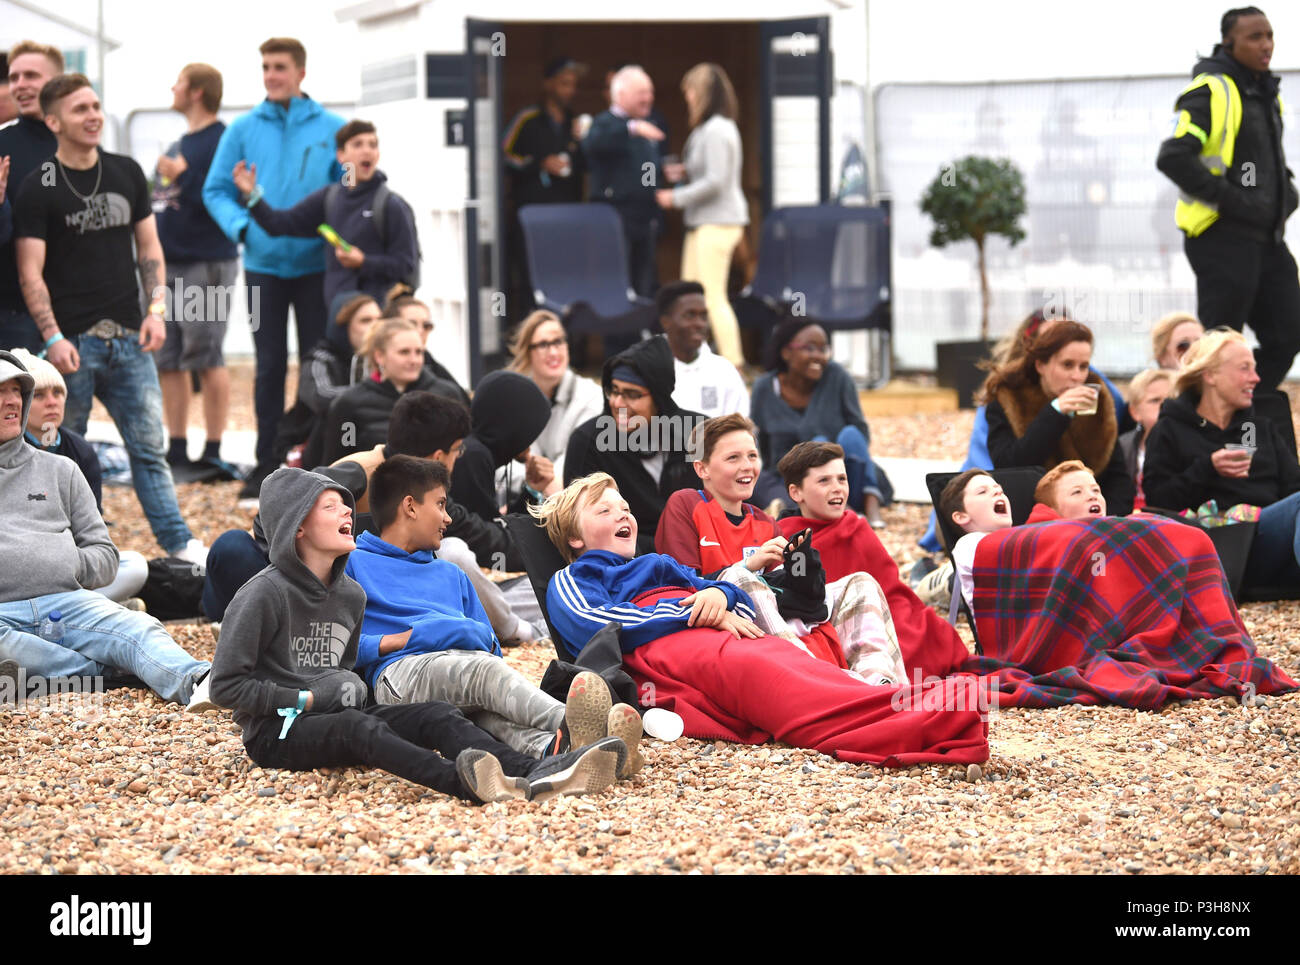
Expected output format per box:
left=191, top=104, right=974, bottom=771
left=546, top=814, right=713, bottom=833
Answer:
left=202, top=37, right=344, bottom=499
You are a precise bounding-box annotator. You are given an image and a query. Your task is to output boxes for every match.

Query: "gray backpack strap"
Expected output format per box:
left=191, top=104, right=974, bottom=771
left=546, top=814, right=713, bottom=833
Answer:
left=371, top=182, right=390, bottom=242
left=323, top=182, right=343, bottom=227
left=947, top=567, right=962, bottom=626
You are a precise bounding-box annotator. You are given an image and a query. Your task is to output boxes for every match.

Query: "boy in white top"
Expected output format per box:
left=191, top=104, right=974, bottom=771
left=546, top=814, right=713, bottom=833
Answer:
left=659, top=281, right=748, bottom=418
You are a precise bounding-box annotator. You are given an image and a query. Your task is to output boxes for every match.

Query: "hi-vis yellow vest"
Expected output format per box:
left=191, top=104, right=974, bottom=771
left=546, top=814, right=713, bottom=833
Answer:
left=1173, top=72, right=1285, bottom=236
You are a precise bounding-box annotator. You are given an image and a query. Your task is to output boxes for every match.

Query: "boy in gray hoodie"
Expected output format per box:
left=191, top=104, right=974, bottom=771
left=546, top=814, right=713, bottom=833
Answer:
left=207, top=466, right=626, bottom=804
left=0, top=350, right=208, bottom=703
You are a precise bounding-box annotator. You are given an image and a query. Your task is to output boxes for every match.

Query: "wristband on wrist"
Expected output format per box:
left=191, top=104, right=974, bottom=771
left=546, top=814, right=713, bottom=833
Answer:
left=44, top=332, right=65, bottom=349
left=276, top=690, right=311, bottom=740
left=244, top=185, right=263, bottom=209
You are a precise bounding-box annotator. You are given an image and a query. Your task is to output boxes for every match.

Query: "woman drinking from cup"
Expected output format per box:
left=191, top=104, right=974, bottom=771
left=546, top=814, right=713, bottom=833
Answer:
left=1143, top=329, right=1300, bottom=590
left=983, top=320, right=1135, bottom=514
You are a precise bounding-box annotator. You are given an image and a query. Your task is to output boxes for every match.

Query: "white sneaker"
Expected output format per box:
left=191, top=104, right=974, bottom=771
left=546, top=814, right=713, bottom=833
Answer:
left=185, top=672, right=219, bottom=713
left=174, top=538, right=209, bottom=573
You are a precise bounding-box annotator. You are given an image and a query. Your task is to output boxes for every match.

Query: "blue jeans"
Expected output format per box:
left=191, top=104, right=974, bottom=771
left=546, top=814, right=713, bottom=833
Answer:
left=0, top=308, right=43, bottom=354
left=752, top=425, right=883, bottom=515
left=0, top=589, right=209, bottom=704
left=202, top=530, right=269, bottom=621
left=62, top=334, right=193, bottom=553
left=244, top=271, right=327, bottom=465
left=1245, top=490, right=1300, bottom=588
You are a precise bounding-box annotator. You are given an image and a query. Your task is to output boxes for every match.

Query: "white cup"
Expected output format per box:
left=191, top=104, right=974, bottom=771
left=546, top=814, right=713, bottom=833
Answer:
left=641, top=707, right=684, bottom=742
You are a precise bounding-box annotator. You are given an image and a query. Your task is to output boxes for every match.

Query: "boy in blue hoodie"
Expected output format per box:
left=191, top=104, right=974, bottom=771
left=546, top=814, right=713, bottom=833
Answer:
left=202, top=38, right=344, bottom=496
left=208, top=466, right=626, bottom=804
left=346, top=455, right=645, bottom=775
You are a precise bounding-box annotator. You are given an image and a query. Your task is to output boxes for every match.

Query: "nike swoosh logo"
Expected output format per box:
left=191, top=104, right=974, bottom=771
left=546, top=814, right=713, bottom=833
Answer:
left=700, top=537, right=720, bottom=547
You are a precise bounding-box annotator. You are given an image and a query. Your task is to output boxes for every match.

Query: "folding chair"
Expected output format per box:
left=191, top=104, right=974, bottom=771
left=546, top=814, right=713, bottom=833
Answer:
left=732, top=204, right=891, bottom=333
left=517, top=203, right=657, bottom=335
left=503, top=511, right=570, bottom=657
left=924, top=466, right=1045, bottom=653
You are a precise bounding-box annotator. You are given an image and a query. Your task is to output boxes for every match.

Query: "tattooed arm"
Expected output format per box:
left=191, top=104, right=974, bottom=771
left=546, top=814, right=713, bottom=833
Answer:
left=133, top=214, right=167, bottom=353
left=15, top=236, right=80, bottom=373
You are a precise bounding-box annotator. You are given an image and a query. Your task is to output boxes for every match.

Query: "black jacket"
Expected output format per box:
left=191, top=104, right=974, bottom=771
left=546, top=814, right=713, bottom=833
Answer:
left=249, top=170, right=418, bottom=308
left=584, top=110, right=662, bottom=219
left=1157, top=47, right=1299, bottom=244
left=1142, top=390, right=1300, bottom=512
left=320, top=369, right=463, bottom=464
left=563, top=335, right=703, bottom=556
left=0, top=116, right=58, bottom=311
left=451, top=371, right=550, bottom=521
left=986, top=395, right=1135, bottom=516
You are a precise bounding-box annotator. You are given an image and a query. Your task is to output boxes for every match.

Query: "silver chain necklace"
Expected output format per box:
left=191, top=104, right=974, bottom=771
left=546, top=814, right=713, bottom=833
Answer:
left=57, top=154, right=102, bottom=205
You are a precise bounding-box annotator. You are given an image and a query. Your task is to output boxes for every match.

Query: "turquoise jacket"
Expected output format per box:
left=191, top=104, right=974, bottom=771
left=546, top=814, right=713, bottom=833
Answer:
left=202, top=96, right=344, bottom=277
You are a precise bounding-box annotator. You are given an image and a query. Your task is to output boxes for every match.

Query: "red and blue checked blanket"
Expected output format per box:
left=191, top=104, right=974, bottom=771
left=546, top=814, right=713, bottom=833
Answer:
left=962, top=511, right=1297, bottom=708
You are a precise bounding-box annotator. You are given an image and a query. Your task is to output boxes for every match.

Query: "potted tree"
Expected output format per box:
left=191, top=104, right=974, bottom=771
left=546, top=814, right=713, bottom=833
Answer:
left=920, top=156, right=1026, bottom=408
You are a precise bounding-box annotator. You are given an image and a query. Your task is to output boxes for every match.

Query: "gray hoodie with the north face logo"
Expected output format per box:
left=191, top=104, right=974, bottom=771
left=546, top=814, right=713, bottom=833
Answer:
left=210, top=467, right=368, bottom=738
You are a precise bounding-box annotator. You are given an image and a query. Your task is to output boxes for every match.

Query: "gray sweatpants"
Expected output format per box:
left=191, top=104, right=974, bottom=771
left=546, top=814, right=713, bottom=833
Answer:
left=374, top=649, right=564, bottom=758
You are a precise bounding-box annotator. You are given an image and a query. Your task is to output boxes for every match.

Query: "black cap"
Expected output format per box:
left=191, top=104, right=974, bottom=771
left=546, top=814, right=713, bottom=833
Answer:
left=543, top=57, right=585, bottom=79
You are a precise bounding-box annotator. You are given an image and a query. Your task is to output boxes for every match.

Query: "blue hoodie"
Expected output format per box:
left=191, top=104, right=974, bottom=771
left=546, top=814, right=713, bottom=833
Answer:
left=345, top=530, right=501, bottom=689
left=202, top=96, right=345, bottom=278
left=547, top=549, right=756, bottom=658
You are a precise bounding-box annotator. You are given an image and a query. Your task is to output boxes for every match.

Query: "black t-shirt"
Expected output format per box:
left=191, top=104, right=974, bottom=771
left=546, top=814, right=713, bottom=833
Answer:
left=14, top=151, right=152, bottom=336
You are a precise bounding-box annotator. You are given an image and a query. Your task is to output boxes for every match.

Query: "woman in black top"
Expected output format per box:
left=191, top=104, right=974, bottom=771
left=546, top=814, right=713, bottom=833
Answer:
left=1144, top=329, right=1300, bottom=589
left=320, top=317, right=461, bottom=463
left=983, top=320, right=1135, bottom=515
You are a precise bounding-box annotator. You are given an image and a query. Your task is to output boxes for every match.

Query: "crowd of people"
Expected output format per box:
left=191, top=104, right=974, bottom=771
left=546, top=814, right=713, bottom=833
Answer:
left=1, top=7, right=1298, bottom=806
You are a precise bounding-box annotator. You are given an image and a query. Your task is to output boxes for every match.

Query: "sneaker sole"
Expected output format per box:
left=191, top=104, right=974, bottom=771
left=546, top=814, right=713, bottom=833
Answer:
left=565, top=671, right=611, bottom=751
left=528, top=744, right=621, bottom=804
left=606, top=704, right=645, bottom=779
left=456, top=750, right=529, bottom=804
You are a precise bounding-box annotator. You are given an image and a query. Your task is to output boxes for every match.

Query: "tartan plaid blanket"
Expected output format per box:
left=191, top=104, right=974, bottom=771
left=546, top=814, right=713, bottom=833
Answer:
left=962, top=511, right=1297, bottom=708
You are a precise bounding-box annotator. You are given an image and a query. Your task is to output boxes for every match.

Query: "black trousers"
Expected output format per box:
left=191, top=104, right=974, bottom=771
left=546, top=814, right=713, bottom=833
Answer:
left=244, top=271, right=328, bottom=465
left=1184, top=228, right=1300, bottom=391
left=244, top=701, right=539, bottom=802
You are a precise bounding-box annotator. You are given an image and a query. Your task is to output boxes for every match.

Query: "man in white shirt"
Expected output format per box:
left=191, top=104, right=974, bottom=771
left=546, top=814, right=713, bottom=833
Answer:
left=659, top=281, right=748, bottom=419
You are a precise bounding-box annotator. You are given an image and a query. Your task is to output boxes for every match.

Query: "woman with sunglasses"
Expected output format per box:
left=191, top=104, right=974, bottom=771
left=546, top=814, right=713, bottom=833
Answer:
left=498, top=310, right=603, bottom=507
left=1151, top=311, right=1204, bottom=370
left=381, top=286, right=470, bottom=407
left=749, top=317, right=891, bottom=527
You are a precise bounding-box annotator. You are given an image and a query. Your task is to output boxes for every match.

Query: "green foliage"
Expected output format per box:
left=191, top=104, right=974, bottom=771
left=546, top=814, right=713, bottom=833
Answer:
left=919, top=156, right=1026, bottom=249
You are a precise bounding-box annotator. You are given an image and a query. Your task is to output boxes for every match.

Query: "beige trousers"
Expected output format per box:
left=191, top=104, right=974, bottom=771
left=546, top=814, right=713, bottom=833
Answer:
left=681, top=224, right=745, bottom=367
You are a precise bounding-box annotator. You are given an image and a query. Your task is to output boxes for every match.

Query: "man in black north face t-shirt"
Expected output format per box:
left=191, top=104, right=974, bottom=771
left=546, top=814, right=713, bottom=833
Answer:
left=13, top=74, right=204, bottom=564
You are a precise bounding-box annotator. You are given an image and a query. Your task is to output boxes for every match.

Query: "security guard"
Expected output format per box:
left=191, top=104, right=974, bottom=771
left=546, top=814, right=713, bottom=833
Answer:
left=1157, top=6, right=1300, bottom=391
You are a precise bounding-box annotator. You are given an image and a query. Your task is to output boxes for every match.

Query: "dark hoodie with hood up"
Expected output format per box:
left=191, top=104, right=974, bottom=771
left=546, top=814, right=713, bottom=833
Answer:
left=450, top=371, right=550, bottom=521
left=0, top=351, right=118, bottom=603
left=210, top=467, right=368, bottom=740
left=1157, top=45, right=1299, bottom=244
left=1142, top=389, right=1300, bottom=512
left=564, top=336, right=705, bottom=556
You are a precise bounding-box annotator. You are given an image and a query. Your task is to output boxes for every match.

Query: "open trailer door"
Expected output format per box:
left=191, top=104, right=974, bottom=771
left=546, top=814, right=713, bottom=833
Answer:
left=465, top=18, right=507, bottom=382
left=759, top=16, right=831, bottom=213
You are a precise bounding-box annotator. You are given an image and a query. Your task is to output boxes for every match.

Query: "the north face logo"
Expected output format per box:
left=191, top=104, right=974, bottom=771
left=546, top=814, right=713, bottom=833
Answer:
left=27, top=492, right=47, bottom=501
left=291, top=621, right=350, bottom=668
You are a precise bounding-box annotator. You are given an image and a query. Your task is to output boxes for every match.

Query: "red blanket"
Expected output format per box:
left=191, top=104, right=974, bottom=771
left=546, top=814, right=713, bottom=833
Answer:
left=622, top=587, right=989, bottom=766
left=963, top=506, right=1297, bottom=707
left=781, top=512, right=971, bottom=679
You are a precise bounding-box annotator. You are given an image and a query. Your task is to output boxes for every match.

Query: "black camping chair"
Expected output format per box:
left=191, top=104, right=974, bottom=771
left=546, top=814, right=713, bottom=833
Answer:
left=924, top=467, right=1046, bottom=653
left=503, top=511, right=570, bottom=657
left=517, top=203, right=657, bottom=335
left=1251, top=389, right=1298, bottom=458
left=732, top=204, right=892, bottom=335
